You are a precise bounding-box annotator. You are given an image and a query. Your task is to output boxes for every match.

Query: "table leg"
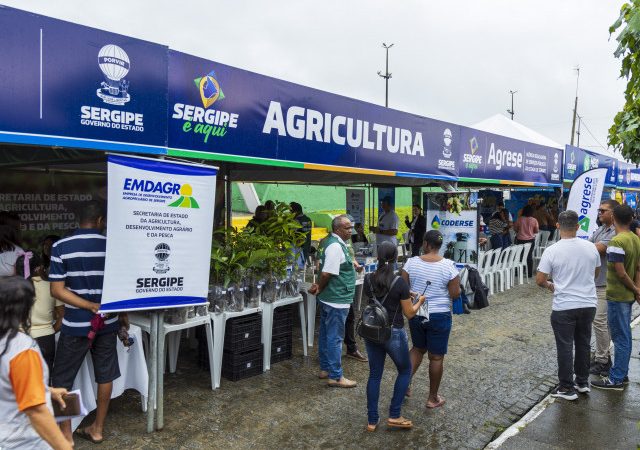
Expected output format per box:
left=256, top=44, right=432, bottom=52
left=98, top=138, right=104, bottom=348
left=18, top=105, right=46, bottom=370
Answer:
left=262, top=303, right=274, bottom=372
left=146, top=312, right=158, bottom=433
left=204, top=320, right=216, bottom=390
left=157, top=311, right=165, bottom=431
left=211, top=314, right=225, bottom=389
left=306, top=293, right=316, bottom=347
left=297, top=301, right=308, bottom=356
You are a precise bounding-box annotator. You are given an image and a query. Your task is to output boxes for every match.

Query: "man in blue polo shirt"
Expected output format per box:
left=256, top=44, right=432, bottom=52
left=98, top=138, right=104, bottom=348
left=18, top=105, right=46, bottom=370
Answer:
left=50, top=201, right=122, bottom=445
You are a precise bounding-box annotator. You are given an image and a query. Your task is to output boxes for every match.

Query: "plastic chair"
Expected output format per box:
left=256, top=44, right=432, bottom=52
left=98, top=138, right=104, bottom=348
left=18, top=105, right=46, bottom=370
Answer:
left=484, top=248, right=502, bottom=295
left=515, top=242, right=532, bottom=284
left=533, top=231, right=551, bottom=269
left=508, top=245, right=525, bottom=287
left=493, top=247, right=512, bottom=292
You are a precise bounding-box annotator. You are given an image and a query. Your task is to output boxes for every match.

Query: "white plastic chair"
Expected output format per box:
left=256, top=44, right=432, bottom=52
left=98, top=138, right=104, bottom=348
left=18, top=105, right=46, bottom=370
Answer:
left=533, top=231, right=551, bottom=269
left=509, top=245, right=525, bottom=286
left=493, top=248, right=511, bottom=293
left=503, top=246, right=519, bottom=290
left=515, top=242, right=532, bottom=284
left=482, top=248, right=500, bottom=295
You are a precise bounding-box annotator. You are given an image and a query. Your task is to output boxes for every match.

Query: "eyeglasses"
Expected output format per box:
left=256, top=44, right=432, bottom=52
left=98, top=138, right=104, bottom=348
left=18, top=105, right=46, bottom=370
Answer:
left=597, top=209, right=611, bottom=214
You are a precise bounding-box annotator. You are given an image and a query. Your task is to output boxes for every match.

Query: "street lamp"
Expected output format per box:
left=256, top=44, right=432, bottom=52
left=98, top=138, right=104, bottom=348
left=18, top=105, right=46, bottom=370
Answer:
left=377, top=43, right=394, bottom=107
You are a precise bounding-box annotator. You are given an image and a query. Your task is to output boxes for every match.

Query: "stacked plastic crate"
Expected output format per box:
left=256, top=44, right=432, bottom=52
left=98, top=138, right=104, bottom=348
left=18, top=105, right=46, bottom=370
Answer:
left=271, top=305, right=293, bottom=364
left=221, top=313, right=263, bottom=381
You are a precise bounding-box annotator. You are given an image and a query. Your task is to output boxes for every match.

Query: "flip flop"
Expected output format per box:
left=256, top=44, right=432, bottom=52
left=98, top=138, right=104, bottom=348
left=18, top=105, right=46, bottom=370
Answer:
left=75, top=428, right=104, bottom=445
left=366, top=421, right=379, bottom=432
left=426, top=395, right=446, bottom=409
left=387, top=417, right=413, bottom=429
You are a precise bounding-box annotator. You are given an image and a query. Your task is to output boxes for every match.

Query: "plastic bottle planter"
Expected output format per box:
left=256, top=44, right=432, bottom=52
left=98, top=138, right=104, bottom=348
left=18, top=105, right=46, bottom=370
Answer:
left=226, top=284, right=246, bottom=312
left=262, top=276, right=280, bottom=303
left=165, top=307, right=189, bottom=324
left=245, top=281, right=262, bottom=309
left=195, top=305, right=209, bottom=317
left=208, top=285, right=227, bottom=314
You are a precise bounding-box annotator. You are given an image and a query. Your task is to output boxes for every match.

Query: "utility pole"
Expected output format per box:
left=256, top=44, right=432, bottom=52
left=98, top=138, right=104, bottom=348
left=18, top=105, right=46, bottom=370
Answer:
left=507, top=90, right=517, bottom=120
left=576, top=114, right=582, bottom=148
left=570, top=66, right=580, bottom=146
left=377, top=43, right=394, bottom=107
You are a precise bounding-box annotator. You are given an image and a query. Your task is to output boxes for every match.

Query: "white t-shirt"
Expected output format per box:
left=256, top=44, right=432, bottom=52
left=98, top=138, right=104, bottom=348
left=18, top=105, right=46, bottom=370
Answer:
left=376, top=210, right=400, bottom=246
left=537, top=237, right=600, bottom=311
left=319, top=233, right=351, bottom=309
left=0, top=245, right=23, bottom=277
left=402, top=256, right=459, bottom=314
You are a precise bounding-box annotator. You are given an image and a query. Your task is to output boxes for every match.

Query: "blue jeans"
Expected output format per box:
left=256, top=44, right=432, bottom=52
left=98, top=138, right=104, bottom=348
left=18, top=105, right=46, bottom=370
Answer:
left=607, top=301, right=633, bottom=383
left=364, top=328, right=411, bottom=425
left=490, top=234, right=503, bottom=250
left=318, top=302, right=350, bottom=380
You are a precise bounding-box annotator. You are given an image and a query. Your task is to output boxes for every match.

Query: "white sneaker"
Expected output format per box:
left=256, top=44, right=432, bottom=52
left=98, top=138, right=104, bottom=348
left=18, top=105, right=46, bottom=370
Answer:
left=574, top=383, right=590, bottom=393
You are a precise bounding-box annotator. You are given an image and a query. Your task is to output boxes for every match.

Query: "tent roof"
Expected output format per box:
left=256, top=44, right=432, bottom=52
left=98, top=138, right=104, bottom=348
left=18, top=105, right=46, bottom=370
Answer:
left=471, top=114, right=564, bottom=150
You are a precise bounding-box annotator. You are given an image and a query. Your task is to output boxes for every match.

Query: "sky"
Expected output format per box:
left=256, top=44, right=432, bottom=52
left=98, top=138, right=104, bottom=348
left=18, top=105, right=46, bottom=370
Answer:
left=3, top=0, right=627, bottom=154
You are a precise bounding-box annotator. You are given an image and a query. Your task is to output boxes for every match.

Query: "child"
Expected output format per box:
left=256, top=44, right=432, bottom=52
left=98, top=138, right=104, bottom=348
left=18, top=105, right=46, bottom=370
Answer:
left=15, top=251, right=63, bottom=373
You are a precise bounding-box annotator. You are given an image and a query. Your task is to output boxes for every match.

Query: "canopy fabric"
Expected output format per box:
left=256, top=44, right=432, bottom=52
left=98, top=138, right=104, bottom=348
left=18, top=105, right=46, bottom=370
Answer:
left=471, top=114, right=564, bottom=150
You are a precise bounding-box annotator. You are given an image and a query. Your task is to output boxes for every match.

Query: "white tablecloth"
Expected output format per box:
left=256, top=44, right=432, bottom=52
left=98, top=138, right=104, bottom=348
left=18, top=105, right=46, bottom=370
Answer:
left=67, top=325, right=147, bottom=430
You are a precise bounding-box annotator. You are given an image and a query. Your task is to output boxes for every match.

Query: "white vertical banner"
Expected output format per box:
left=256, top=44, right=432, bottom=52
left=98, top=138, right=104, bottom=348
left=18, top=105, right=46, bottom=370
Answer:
left=346, top=189, right=365, bottom=225
left=566, top=168, right=607, bottom=240
left=100, top=154, right=217, bottom=312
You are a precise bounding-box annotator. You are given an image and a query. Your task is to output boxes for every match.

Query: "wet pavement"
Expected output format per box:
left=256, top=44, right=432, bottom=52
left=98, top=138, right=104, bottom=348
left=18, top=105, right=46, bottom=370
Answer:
left=498, top=318, right=640, bottom=450
left=75, top=281, right=562, bottom=450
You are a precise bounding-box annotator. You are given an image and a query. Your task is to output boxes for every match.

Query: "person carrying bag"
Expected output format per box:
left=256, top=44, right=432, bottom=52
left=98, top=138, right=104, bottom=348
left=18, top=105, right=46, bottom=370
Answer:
left=359, top=242, right=426, bottom=432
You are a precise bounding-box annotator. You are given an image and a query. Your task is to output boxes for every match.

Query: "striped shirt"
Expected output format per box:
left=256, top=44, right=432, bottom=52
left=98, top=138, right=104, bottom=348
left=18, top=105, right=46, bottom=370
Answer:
left=49, top=229, right=118, bottom=336
left=402, top=256, right=459, bottom=314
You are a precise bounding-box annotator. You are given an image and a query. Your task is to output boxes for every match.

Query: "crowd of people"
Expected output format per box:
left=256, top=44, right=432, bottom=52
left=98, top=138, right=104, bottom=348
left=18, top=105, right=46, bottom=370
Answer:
left=309, top=213, right=460, bottom=430
left=0, top=202, right=130, bottom=448
left=3, top=194, right=640, bottom=444
left=536, top=202, right=639, bottom=400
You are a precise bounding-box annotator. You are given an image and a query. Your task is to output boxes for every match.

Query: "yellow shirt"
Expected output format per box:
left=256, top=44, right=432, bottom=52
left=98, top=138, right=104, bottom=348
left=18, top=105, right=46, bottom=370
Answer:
left=29, top=277, right=62, bottom=339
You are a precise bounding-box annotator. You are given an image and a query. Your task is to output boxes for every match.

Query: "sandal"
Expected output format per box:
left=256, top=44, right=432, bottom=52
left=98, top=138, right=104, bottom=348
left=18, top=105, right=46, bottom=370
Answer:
left=426, top=395, right=446, bottom=409
left=387, top=417, right=413, bottom=429
left=366, top=421, right=379, bottom=432
left=75, top=428, right=104, bottom=444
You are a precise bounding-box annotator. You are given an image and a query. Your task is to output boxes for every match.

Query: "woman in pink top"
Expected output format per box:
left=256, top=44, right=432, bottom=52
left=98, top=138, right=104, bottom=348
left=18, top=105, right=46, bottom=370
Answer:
left=514, top=205, right=539, bottom=277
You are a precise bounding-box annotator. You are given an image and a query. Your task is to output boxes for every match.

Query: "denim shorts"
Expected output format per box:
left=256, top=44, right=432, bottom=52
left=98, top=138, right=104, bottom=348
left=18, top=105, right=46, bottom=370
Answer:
left=409, top=313, right=452, bottom=355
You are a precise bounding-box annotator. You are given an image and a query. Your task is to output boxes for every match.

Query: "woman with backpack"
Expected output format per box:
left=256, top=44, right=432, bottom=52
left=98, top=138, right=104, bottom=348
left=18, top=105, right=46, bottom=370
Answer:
left=400, top=230, right=460, bottom=409
left=362, top=241, right=426, bottom=431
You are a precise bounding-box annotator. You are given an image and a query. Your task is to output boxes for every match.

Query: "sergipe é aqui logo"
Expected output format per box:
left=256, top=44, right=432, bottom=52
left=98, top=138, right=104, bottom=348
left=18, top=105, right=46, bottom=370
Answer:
left=171, top=69, right=240, bottom=144
left=463, top=137, right=482, bottom=171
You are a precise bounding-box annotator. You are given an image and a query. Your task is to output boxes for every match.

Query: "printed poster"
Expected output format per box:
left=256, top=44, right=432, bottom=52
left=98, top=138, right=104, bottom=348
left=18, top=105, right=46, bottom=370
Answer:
left=101, top=154, right=217, bottom=312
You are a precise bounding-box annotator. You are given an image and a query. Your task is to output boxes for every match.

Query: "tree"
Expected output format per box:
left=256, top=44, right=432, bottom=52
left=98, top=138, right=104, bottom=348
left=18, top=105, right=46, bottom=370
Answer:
left=609, top=1, right=640, bottom=162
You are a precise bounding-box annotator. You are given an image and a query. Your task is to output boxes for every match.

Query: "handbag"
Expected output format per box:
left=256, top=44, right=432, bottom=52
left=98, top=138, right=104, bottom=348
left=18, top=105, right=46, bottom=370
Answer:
left=356, top=276, right=400, bottom=344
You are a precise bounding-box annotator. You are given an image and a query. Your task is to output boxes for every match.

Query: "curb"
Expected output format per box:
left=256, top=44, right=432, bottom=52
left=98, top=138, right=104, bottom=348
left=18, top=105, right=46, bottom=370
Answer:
left=485, top=311, right=640, bottom=449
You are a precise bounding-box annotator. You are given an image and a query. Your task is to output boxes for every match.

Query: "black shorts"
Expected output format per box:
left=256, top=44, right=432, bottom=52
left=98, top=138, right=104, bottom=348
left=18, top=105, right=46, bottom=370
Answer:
left=51, top=332, right=121, bottom=390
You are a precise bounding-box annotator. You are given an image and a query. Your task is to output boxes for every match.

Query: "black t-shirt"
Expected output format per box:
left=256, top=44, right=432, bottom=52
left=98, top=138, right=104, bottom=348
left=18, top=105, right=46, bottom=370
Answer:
left=363, top=273, right=410, bottom=328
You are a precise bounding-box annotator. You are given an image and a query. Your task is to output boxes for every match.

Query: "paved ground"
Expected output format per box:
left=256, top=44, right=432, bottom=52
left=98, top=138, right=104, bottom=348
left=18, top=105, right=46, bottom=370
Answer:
left=75, top=281, right=561, bottom=450
left=498, top=319, right=640, bottom=450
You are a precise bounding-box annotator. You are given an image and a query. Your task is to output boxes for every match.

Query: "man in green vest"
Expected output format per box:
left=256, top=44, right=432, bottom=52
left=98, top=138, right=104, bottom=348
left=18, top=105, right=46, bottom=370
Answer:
left=309, top=214, right=360, bottom=387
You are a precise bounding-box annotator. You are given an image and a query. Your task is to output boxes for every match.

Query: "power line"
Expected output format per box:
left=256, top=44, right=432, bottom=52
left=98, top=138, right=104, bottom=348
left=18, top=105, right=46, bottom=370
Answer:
left=578, top=117, right=607, bottom=151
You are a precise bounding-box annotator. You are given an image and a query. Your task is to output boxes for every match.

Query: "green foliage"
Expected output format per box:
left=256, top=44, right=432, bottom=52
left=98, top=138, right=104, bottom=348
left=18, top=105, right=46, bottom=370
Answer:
left=211, top=202, right=306, bottom=286
left=609, top=1, right=640, bottom=161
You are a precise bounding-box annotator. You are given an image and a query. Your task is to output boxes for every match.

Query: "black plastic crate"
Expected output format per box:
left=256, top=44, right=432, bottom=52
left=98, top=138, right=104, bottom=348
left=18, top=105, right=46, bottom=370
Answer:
left=272, top=317, right=293, bottom=338
left=224, top=313, right=262, bottom=352
left=274, top=305, right=294, bottom=323
left=222, top=345, right=264, bottom=381
left=271, top=336, right=292, bottom=364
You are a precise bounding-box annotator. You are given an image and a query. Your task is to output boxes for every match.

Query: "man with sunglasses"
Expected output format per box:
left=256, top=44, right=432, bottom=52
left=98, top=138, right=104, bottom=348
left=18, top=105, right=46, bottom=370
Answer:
left=588, top=200, right=619, bottom=377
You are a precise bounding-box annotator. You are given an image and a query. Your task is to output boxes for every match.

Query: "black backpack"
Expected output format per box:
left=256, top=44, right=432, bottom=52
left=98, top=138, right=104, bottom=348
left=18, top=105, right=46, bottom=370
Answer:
left=356, top=276, right=400, bottom=344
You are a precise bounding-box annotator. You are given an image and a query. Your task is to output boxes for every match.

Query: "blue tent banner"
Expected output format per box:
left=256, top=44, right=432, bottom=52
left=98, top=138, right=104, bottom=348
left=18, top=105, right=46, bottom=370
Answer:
left=167, top=50, right=460, bottom=180
left=0, top=6, right=168, bottom=155
left=617, top=161, right=640, bottom=190
left=457, top=127, right=563, bottom=187
left=564, top=145, right=617, bottom=187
